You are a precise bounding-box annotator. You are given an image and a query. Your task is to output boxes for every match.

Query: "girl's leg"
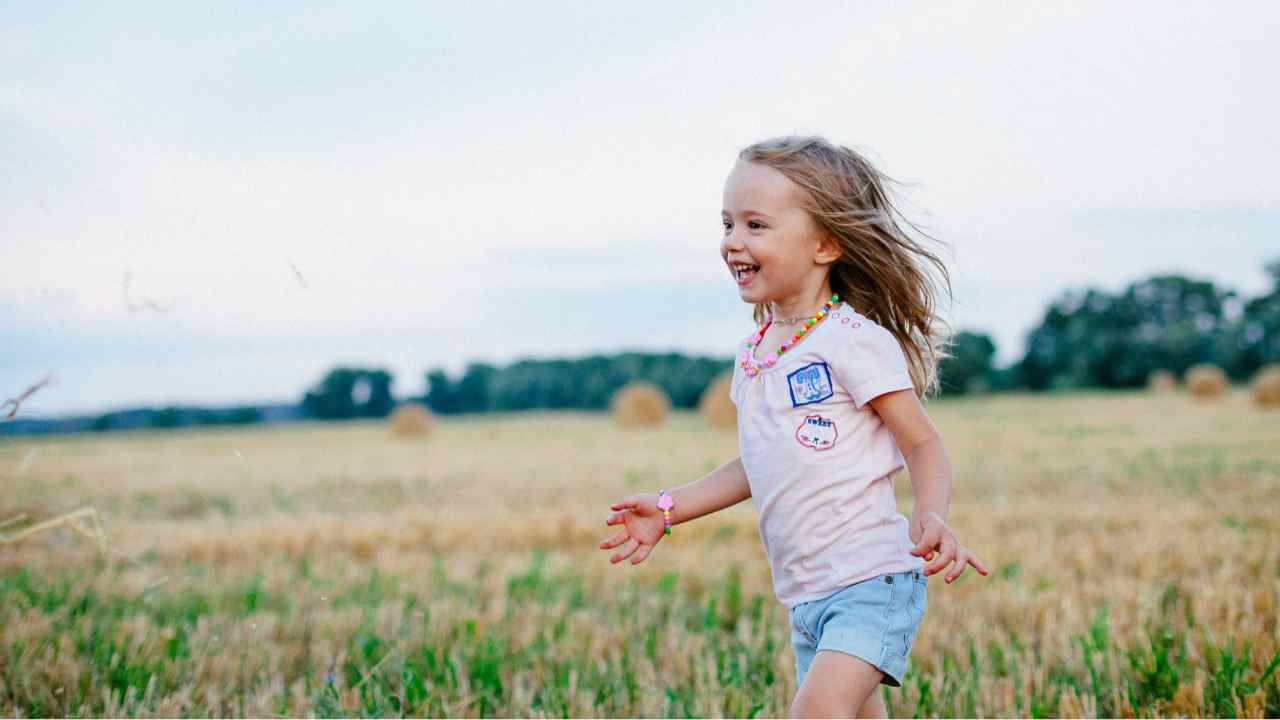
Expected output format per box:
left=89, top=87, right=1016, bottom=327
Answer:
left=856, top=686, right=887, bottom=719
left=789, top=650, right=886, bottom=719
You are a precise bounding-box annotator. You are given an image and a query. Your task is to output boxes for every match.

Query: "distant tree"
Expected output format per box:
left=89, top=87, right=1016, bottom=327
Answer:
left=151, top=407, right=182, bottom=428
left=359, top=370, right=395, bottom=418
left=424, top=370, right=459, bottom=414
left=985, top=365, right=1022, bottom=392
left=1229, top=259, right=1280, bottom=377
left=424, top=353, right=733, bottom=414
left=302, top=367, right=396, bottom=420
left=225, top=406, right=263, bottom=425
left=455, top=363, right=496, bottom=412
left=1018, top=274, right=1236, bottom=390
left=303, top=368, right=358, bottom=419
left=192, top=409, right=222, bottom=425
left=938, top=331, right=997, bottom=395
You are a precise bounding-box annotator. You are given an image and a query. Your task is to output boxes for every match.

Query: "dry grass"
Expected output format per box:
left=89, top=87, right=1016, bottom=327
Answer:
left=1, top=390, right=1277, bottom=717
left=1185, top=363, right=1229, bottom=399
left=1146, top=369, right=1177, bottom=393
left=610, top=382, right=670, bottom=427
left=387, top=402, right=433, bottom=438
left=698, top=371, right=737, bottom=429
left=1252, top=364, right=1280, bottom=409
left=0, top=506, right=107, bottom=554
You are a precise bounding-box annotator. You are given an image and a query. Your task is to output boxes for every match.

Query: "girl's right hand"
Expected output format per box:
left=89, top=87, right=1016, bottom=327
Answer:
left=599, top=494, right=667, bottom=565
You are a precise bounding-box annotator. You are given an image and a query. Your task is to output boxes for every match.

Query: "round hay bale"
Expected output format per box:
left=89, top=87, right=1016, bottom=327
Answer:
left=698, top=371, right=736, bottom=429
left=611, top=382, right=670, bottom=427
left=1146, top=369, right=1177, bottom=392
left=388, top=402, right=433, bottom=437
left=1184, top=363, right=1228, bottom=400
left=1251, top=364, right=1280, bottom=408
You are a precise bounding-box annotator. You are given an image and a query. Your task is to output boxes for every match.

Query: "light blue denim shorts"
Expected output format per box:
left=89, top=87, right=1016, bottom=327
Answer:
left=789, top=567, right=928, bottom=688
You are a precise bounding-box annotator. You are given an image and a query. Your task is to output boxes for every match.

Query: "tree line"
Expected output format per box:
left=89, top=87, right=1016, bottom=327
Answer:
left=1015, top=265, right=1279, bottom=390
left=415, top=262, right=1280, bottom=413
left=3, top=262, right=1275, bottom=434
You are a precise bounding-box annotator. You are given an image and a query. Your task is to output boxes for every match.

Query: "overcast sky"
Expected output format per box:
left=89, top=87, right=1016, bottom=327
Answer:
left=3, top=1, right=1278, bottom=417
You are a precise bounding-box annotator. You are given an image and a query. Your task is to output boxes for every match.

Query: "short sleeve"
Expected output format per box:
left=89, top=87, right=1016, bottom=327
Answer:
left=830, top=321, right=915, bottom=410
left=729, top=359, right=745, bottom=407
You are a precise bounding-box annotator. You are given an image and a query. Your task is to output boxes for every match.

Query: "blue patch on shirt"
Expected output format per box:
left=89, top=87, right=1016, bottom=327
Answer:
left=787, top=362, right=834, bottom=407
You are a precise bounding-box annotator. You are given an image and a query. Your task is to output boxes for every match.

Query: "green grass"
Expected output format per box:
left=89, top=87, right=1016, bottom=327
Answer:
left=2, top=554, right=1277, bottom=718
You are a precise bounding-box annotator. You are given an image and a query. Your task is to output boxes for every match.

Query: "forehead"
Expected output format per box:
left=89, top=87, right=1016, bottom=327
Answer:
left=722, top=159, right=806, bottom=214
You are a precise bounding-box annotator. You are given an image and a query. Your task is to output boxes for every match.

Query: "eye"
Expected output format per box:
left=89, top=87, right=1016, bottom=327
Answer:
left=748, top=220, right=764, bottom=230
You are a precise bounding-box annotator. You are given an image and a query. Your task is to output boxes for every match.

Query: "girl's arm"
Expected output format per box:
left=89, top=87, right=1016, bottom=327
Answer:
left=667, top=456, right=752, bottom=526
left=601, top=457, right=750, bottom=565
left=868, top=389, right=989, bottom=583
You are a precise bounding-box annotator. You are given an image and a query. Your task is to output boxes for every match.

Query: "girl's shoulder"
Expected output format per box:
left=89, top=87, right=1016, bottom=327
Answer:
left=818, top=307, right=913, bottom=407
left=821, top=305, right=900, bottom=358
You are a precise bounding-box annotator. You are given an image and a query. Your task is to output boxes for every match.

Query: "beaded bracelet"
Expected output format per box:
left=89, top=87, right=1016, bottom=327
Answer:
left=657, top=490, right=674, bottom=535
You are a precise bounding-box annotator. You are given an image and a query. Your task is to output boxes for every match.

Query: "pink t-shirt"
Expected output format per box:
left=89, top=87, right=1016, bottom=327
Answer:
left=730, top=302, right=925, bottom=609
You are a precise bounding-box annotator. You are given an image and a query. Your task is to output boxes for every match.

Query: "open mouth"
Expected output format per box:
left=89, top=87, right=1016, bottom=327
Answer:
left=730, top=262, right=760, bottom=285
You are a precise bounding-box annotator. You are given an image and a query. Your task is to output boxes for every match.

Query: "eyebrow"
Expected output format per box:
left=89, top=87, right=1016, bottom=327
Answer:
left=721, top=208, right=775, bottom=219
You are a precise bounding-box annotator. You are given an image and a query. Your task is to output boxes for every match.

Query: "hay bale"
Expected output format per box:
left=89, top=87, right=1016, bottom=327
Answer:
left=611, top=382, right=670, bottom=427
left=699, top=371, right=736, bottom=429
left=388, top=402, right=433, bottom=437
left=1184, top=363, right=1228, bottom=400
left=1251, top=364, right=1280, bottom=409
left=1146, top=369, right=1177, bottom=393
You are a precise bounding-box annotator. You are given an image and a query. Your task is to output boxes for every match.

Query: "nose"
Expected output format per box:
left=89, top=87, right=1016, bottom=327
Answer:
left=721, top=225, right=744, bottom=253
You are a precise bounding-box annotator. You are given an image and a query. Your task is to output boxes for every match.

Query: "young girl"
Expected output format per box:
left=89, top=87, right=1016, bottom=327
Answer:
left=599, top=135, right=989, bottom=718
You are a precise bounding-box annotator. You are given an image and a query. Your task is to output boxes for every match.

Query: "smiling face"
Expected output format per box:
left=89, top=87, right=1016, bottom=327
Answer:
left=720, top=159, right=839, bottom=314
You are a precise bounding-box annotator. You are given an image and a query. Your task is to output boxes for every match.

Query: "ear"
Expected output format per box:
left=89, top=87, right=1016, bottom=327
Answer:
left=813, top=230, right=842, bottom=266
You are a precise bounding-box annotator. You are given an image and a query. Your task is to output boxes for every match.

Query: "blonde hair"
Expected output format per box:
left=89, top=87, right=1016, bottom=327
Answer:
left=738, top=135, right=954, bottom=399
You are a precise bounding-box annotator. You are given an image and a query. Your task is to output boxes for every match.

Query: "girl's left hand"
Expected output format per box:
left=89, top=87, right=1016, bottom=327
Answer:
left=909, top=511, right=990, bottom=583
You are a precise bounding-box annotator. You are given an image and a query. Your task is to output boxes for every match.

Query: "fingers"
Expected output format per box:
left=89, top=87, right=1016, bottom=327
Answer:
left=630, top=543, right=653, bottom=565
left=599, top=528, right=628, bottom=550
left=924, top=534, right=956, bottom=576
left=909, top=523, right=941, bottom=557
left=609, top=538, right=640, bottom=564
left=968, top=551, right=990, bottom=576
left=943, top=547, right=990, bottom=583
left=606, top=499, right=635, bottom=532
left=945, top=549, right=969, bottom=583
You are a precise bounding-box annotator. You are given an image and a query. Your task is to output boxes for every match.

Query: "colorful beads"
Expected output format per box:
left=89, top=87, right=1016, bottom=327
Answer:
left=658, top=490, right=674, bottom=535
left=739, top=294, right=839, bottom=377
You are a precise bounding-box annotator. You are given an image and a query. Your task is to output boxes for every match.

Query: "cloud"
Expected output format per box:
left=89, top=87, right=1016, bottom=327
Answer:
left=2, top=1, right=1278, bottom=411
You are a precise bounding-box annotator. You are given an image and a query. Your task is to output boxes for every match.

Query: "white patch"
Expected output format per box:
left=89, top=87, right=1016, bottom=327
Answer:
left=795, top=414, right=838, bottom=451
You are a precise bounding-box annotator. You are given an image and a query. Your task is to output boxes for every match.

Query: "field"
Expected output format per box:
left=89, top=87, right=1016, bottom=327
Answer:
left=1, top=390, right=1278, bottom=718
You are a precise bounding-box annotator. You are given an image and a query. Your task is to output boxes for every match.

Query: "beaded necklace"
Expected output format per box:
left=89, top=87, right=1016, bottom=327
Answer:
left=739, top=294, right=839, bottom=377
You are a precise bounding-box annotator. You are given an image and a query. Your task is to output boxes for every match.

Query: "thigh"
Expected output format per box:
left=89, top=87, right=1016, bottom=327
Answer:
left=806, top=569, right=923, bottom=689
left=812, top=575, right=895, bottom=682
left=789, top=603, right=819, bottom=688
left=790, top=649, right=884, bottom=719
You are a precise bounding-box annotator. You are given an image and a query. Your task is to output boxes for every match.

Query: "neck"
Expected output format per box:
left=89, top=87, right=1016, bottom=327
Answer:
left=770, top=284, right=835, bottom=321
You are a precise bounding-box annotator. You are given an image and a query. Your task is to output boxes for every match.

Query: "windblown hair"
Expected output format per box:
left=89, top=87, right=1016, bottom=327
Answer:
left=738, top=135, right=955, bottom=399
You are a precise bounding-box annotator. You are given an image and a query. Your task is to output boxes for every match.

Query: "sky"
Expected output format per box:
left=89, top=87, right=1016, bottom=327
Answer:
left=3, top=1, right=1278, bottom=416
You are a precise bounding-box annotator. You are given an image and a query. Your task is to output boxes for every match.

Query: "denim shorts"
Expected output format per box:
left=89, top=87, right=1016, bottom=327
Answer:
left=789, top=567, right=928, bottom=688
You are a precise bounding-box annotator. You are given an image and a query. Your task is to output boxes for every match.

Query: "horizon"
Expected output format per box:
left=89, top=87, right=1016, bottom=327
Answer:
left=4, top=2, right=1278, bottom=417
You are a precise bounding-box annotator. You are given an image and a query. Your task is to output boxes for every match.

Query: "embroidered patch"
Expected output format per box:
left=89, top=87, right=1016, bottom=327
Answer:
left=795, top=414, right=838, bottom=451
left=786, top=362, right=834, bottom=407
